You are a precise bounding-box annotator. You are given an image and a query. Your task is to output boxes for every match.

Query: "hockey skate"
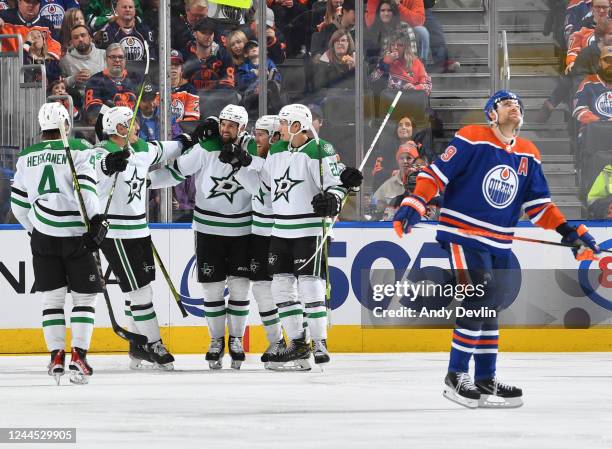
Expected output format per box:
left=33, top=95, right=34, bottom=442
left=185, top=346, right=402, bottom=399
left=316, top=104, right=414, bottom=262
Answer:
left=206, top=337, right=225, bottom=370
left=443, top=372, right=481, bottom=409
left=68, top=347, right=93, bottom=385
left=48, top=349, right=65, bottom=385
left=129, top=341, right=155, bottom=370
left=261, top=339, right=286, bottom=370
left=228, top=336, right=245, bottom=370
left=312, top=339, right=330, bottom=366
left=475, top=378, right=523, bottom=408
left=148, top=340, right=175, bottom=371
left=268, top=336, right=311, bottom=371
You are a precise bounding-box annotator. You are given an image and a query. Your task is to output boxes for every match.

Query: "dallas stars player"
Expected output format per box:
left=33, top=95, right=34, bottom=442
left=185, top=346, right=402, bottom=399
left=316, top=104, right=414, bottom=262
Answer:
left=149, top=104, right=255, bottom=370
left=10, top=103, right=108, bottom=384
left=94, top=106, right=192, bottom=370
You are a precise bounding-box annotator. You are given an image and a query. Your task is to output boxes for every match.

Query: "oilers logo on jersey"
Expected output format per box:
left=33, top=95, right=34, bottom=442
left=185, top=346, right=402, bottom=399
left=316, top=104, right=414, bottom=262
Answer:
left=482, top=165, right=518, bottom=209
left=171, top=98, right=185, bottom=121
left=40, top=3, right=65, bottom=29
left=121, top=36, right=145, bottom=61
left=594, top=91, right=612, bottom=118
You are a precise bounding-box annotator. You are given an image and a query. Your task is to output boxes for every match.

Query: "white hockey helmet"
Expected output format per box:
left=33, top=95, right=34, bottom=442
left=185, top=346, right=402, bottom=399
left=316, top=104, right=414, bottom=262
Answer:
left=255, top=115, right=281, bottom=143
left=103, top=106, right=134, bottom=137
left=219, top=104, right=248, bottom=132
left=38, top=102, right=70, bottom=133
left=278, top=104, right=312, bottom=133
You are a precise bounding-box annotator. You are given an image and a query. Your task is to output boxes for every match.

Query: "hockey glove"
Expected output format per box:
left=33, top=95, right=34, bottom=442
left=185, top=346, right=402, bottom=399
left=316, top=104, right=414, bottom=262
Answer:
left=101, top=150, right=130, bottom=176
left=340, top=166, right=364, bottom=189
left=174, top=133, right=194, bottom=152
left=311, top=192, right=341, bottom=217
left=218, top=144, right=252, bottom=169
left=82, top=214, right=109, bottom=251
left=193, top=116, right=220, bottom=141
left=557, top=223, right=600, bottom=261
left=393, top=195, right=426, bottom=237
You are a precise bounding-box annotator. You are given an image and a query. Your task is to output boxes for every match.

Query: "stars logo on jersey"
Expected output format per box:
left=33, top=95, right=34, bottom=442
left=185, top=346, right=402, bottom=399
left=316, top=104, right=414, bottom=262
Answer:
left=207, top=173, right=244, bottom=202
left=200, top=263, right=214, bottom=277
left=125, top=169, right=145, bottom=204
left=273, top=167, right=303, bottom=202
left=254, top=187, right=266, bottom=205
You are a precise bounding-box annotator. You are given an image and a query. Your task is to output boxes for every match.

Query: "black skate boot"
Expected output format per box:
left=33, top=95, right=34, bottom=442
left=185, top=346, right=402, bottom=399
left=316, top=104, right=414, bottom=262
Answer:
left=475, top=378, right=523, bottom=408
left=312, top=339, right=330, bottom=365
left=228, top=336, right=245, bottom=370
left=48, top=349, right=65, bottom=385
left=206, top=337, right=225, bottom=370
left=443, top=372, right=481, bottom=409
left=268, top=336, right=311, bottom=371
left=129, top=341, right=154, bottom=370
left=261, top=339, right=286, bottom=369
left=147, top=340, right=175, bottom=371
left=69, top=347, right=93, bottom=385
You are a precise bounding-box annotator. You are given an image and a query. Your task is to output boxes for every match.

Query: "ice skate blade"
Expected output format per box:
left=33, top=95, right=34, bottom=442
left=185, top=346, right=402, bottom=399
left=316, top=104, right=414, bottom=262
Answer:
left=154, top=362, right=174, bottom=371
left=53, top=373, right=62, bottom=385
left=208, top=360, right=223, bottom=370
left=267, top=359, right=312, bottom=372
left=231, top=359, right=243, bottom=370
left=443, top=387, right=479, bottom=409
left=314, top=355, right=330, bottom=365
left=478, top=394, right=523, bottom=408
left=69, top=371, right=89, bottom=385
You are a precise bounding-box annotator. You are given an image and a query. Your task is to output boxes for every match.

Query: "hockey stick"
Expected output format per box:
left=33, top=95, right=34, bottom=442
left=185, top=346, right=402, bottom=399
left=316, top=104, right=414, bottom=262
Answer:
left=59, top=120, right=148, bottom=345
left=298, top=90, right=404, bottom=271
left=151, top=242, right=189, bottom=317
left=413, top=223, right=611, bottom=255
left=316, top=129, right=332, bottom=327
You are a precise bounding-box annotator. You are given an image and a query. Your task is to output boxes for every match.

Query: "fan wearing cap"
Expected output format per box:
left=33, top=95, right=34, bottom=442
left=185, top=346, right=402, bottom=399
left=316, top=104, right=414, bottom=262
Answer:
left=573, top=45, right=612, bottom=143
left=246, top=6, right=287, bottom=65
left=236, top=39, right=282, bottom=99
left=136, top=83, right=161, bottom=141
left=182, top=17, right=235, bottom=90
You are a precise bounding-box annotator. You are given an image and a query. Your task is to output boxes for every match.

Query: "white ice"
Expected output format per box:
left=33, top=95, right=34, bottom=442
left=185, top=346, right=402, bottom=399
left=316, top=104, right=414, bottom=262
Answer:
left=0, top=353, right=611, bottom=449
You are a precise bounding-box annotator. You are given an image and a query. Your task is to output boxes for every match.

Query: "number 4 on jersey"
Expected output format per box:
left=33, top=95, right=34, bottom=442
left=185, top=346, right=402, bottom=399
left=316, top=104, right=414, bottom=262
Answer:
left=38, top=165, right=59, bottom=195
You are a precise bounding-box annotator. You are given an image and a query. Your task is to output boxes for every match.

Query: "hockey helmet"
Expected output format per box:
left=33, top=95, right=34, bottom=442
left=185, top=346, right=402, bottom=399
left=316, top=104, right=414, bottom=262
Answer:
left=38, top=102, right=70, bottom=133
left=278, top=104, right=312, bottom=134
left=484, top=90, right=524, bottom=127
left=219, top=104, right=248, bottom=132
left=102, top=106, right=134, bottom=137
left=255, top=115, right=281, bottom=143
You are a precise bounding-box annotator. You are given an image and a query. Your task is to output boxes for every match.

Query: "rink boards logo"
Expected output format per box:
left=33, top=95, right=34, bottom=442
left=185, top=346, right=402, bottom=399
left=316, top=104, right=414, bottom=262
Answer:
left=594, top=92, right=612, bottom=119
left=120, top=37, right=145, bottom=61
left=578, top=238, right=612, bottom=310
left=481, top=165, right=518, bottom=209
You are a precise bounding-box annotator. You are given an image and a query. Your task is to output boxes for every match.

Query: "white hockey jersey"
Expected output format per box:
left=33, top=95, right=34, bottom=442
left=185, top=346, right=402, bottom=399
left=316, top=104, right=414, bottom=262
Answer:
left=11, top=138, right=100, bottom=237
left=148, top=136, right=257, bottom=237
left=94, top=138, right=183, bottom=239
left=259, top=138, right=347, bottom=239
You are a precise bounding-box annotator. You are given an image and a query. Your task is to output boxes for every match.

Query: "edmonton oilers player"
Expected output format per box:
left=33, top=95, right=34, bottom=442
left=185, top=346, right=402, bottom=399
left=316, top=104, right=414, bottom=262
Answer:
left=393, top=90, right=601, bottom=408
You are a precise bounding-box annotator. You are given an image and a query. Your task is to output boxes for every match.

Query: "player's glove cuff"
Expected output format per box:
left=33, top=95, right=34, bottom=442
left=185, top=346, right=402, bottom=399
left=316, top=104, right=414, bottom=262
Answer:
left=558, top=223, right=600, bottom=261
left=399, top=195, right=427, bottom=216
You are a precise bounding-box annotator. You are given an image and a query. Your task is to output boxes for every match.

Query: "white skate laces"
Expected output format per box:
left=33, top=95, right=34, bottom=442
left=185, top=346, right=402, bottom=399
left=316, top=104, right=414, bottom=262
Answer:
left=457, top=373, right=478, bottom=392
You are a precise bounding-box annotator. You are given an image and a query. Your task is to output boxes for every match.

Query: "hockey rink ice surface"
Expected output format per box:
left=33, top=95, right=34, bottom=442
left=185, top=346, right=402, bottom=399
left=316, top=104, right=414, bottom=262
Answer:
left=1, top=353, right=611, bottom=449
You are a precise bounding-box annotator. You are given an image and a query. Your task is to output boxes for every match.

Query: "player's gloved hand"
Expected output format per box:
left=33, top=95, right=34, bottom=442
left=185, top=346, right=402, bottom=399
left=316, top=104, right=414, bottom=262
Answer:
left=82, top=214, right=109, bottom=251
left=234, top=146, right=252, bottom=167
left=219, top=144, right=252, bottom=169
left=558, top=223, right=600, bottom=261
left=219, top=143, right=237, bottom=165
left=193, top=116, right=219, bottom=141
left=173, top=133, right=194, bottom=152
left=392, top=195, right=426, bottom=237
left=311, top=192, right=340, bottom=217
left=101, top=150, right=130, bottom=176
left=340, top=166, right=363, bottom=189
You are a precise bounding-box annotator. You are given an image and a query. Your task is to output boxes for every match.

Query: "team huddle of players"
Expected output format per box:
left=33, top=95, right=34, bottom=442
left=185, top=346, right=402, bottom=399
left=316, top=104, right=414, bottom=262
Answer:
left=10, top=100, right=363, bottom=385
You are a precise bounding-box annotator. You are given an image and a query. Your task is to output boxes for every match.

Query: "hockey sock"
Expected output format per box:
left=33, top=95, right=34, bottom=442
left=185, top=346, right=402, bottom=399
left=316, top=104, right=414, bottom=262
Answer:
left=299, top=275, right=328, bottom=340
left=42, top=287, right=67, bottom=351
left=128, top=285, right=161, bottom=343
left=448, top=318, right=483, bottom=373
left=70, top=292, right=97, bottom=350
left=474, top=318, right=499, bottom=381
left=272, top=274, right=304, bottom=340
left=124, top=300, right=138, bottom=334
left=201, top=281, right=227, bottom=339
left=252, top=280, right=282, bottom=343
left=227, top=276, right=250, bottom=337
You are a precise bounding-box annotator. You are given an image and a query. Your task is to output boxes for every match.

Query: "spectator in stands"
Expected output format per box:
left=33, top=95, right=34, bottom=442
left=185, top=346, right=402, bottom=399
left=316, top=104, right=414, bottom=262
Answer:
left=245, top=6, right=287, bottom=65
left=95, top=0, right=156, bottom=61
left=228, top=29, right=249, bottom=66
left=311, top=0, right=355, bottom=62
left=313, top=29, right=355, bottom=90
left=566, top=0, right=610, bottom=73
left=366, top=0, right=429, bottom=63
left=587, top=162, right=612, bottom=218
left=423, top=0, right=459, bottom=73
left=237, top=39, right=283, bottom=112
left=141, top=0, right=160, bottom=42
left=60, top=24, right=105, bottom=101
left=572, top=45, right=612, bottom=143
left=39, top=0, right=80, bottom=31
left=59, top=7, right=86, bottom=51
left=48, top=78, right=80, bottom=120
left=0, top=0, right=61, bottom=59
left=365, top=0, right=406, bottom=70
left=86, top=0, right=143, bottom=31
left=269, top=0, right=310, bottom=57
left=84, top=43, right=138, bottom=123
left=182, top=17, right=235, bottom=90
left=307, top=102, right=324, bottom=134
left=170, top=49, right=200, bottom=123
left=171, top=0, right=208, bottom=52
left=369, top=32, right=432, bottom=95
left=564, top=0, right=595, bottom=43
left=23, top=28, right=61, bottom=81
left=137, top=83, right=160, bottom=141
left=574, top=16, right=612, bottom=75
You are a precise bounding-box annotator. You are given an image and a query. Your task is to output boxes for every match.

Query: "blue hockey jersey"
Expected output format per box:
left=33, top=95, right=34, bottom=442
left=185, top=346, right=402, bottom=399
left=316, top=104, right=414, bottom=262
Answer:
left=415, top=125, right=566, bottom=255
left=40, top=0, right=80, bottom=30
